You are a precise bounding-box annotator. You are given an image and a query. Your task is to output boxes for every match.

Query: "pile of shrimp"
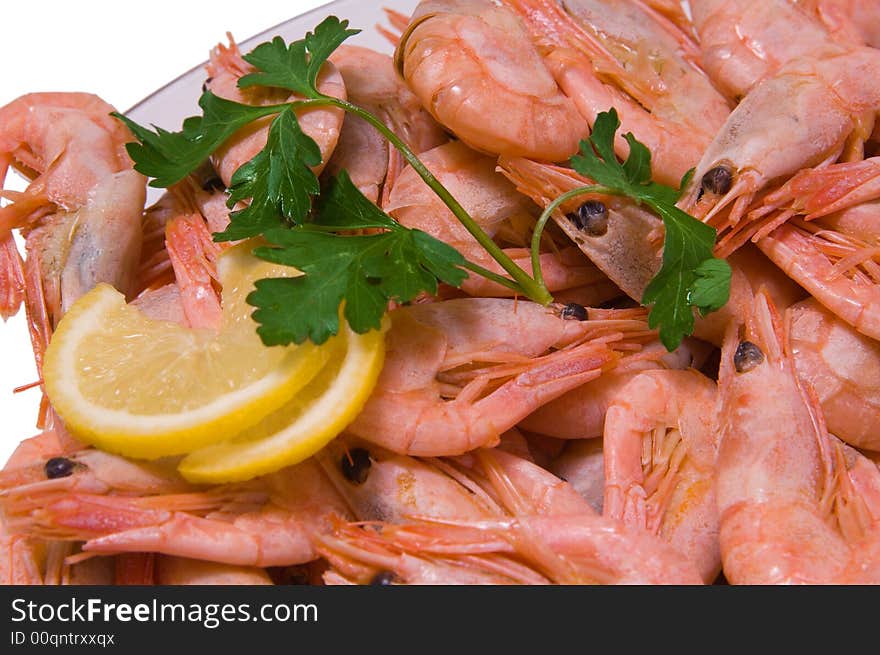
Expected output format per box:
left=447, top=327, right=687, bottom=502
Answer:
left=1, top=0, right=880, bottom=585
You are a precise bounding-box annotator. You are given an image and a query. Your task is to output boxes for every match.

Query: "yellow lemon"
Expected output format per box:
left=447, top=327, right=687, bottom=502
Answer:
left=178, top=316, right=387, bottom=484
left=42, top=242, right=327, bottom=459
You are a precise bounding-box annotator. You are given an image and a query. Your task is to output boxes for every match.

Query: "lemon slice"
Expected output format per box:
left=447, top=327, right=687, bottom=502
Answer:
left=178, top=317, right=387, bottom=483
left=43, top=242, right=328, bottom=459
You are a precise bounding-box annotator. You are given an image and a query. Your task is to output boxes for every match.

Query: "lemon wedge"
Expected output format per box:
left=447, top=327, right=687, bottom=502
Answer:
left=43, top=242, right=328, bottom=459
left=178, top=316, right=387, bottom=484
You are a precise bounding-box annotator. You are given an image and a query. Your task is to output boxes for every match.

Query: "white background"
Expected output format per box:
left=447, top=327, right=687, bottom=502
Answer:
left=0, top=0, right=330, bottom=464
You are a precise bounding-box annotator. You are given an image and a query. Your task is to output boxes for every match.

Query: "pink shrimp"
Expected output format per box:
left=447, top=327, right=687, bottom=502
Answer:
left=319, top=510, right=703, bottom=584
left=325, top=45, right=447, bottom=204
left=0, top=92, right=145, bottom=393
left=689, top=0, right=841, bottom=100
left=788, top=298, right=880, bottom=451
left=0, top=450, right=351, bottom=568
left=602, top=369, right=721, bottom=582
left=206, top=35, right=346, bottom=187
left=132, top=181, right=235, bottom=330
left=164, top=201, right=223, bottom=330
left=755, top=220, right=880, bottom=340
left=680, top=46, right=880, bottom=227
left=716, top=290, right=880, bottom=583
left=395, top=0, right=588, bottom=161
left=751, top=158, right=880, bottom=227
left=0, top=449, right=348, bottom=567
left=498, top=156, right=663, bottom=303
left=518, top=337, right=702, bottom=439
left=317, top=444, right=701, bottom=584
left=386, top=141, right=612, bottom=298
left=0, top=428, right=81, bottom=585
left=347, top=298, right=654, bottom=456
left=501, top=0, right=731, bottom=187
left=795, top=0, right=880, bottom=48
left=316, top=443, right=595, bottom=584
left=710, top=157, right=880, bottom=257
left=316, top=436, right=502, bottom=523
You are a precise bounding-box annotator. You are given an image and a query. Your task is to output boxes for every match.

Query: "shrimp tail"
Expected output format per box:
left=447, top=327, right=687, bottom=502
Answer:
left=165, top=212, right=222, bottom=330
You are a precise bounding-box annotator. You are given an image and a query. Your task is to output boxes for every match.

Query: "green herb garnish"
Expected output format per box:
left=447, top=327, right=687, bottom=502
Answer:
left=115, top=18, right=729, bottom=351
left=532, top=109, right=731, bottom=350
left=250, top=171, right=466, bottom=345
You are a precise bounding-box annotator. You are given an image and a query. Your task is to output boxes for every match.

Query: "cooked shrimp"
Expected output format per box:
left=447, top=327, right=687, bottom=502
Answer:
left=680, top=47, right=880, bottom=227
left=132, top=181, right=236, bottom=330
left=395, top=0, right=587, bottom=161
left=387, top=141, right=609, bottom=298
left=318, top=518, right=552, bottom=585
left=318, top=444, right=701, bottom=584
left=317, top=444, right=595, bottom=585
left=716, top=290, right=880, bottom=583
left=0, top=448, right=193, bottom=514
left=1, top=428, right=74, bottom=585
left=689, top=0, right=839, bottom=99
left=164, top=197, right=223, bottom=330
left=325, top=45, right=447, bottom=204
left=347, top=298, right=652, bottom=456
left=0, top=92, right=145, bottom=389
left=206, top=35, right=346, bottom=187
left=795, top=0, right=880, bottom=48
left=320, top=510, right=703, bottom=584
left=0, top=456, right=351, bottom=568
left=603, top=369, right=721, bottom=582
left=756, top=221, right=880, bottom=340
left=316, top=436, right=501, bottom=523
left=752, top=157, right=880, bottom=226
left=501, top=0, right=731, bottom=186
left=499, top=156, right=663, bottom=302
left=789, top=298, right=880, bottom=451
left=818, top=201, right=880, bottom=246
left=712, top=157, right=880, bottom=255
left=0, top=92, right=135, bottom=218
left=518, top=337, right=700, bottom=439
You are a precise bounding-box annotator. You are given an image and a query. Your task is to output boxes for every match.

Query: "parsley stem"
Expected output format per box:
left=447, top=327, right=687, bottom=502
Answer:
left=459, top=262, right=523, bottom=293
left=295, top=97, right=554, bottom=306
left=529, top=185, right=617, bottom=289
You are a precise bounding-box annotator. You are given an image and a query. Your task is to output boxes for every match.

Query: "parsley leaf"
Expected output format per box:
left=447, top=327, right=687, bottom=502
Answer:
left=571, top=109, right=731, bottom=350
left=239, top=18, right=360, bottom=97
left=214, top=107, right=322, bottom=241
left=113, top=93, right=282, bottom=188
left=248, top=172, right=468, bottom=345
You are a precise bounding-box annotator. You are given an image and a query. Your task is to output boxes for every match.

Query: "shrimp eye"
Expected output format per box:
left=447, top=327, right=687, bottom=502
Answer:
left=44, top=457, right=75, bottom=479
left=701, top=166, right=733, bottom=195
left=201, top=76, right=213, bottom=93
left=561, top=302, right=588, bottom=321
left=369, top=570, right=397, bottom=585
left=340, top=448, right=372, bottom=485
left=201, top=174, right=225, bottom=192
left=568, top=200, right=609, bottom=236
left=734, top=341, right=764, bottom=373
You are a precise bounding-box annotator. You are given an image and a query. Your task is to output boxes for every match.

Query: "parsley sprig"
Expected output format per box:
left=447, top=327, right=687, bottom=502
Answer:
left=115, top=17, right=551, bottom=346
left=530, top=109, right=731, bottom=350
left=251, top=171, right=466, bottom=344
left=115, top=17, right=729, bottom=351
